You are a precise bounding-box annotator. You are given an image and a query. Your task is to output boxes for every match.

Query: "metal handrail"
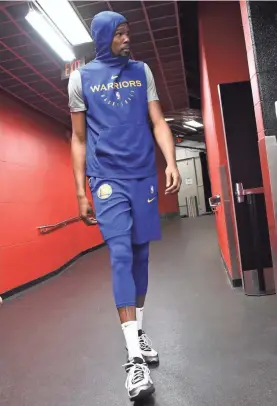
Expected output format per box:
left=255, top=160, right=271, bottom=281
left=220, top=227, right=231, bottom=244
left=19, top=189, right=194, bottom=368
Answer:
left=37, top=215, right=97, bottom=234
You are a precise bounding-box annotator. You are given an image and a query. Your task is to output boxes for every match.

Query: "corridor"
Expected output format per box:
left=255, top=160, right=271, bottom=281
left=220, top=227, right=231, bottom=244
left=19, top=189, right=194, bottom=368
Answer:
left=1, top=216, right=277, bottom=406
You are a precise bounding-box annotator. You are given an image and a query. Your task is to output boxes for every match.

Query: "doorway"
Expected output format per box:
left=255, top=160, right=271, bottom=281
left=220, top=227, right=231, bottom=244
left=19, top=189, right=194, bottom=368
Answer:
left=218, top=81, right=274, bottom=295
left=199, top=151, right=212, bottom=214
left=176, top=149, right=207, bottom=217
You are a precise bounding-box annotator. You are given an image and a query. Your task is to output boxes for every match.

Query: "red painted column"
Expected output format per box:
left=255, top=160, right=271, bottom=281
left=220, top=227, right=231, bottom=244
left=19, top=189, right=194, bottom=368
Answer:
left=198, top=1, right=250, bottom=281
left=240, top=0, right=277, bottom=276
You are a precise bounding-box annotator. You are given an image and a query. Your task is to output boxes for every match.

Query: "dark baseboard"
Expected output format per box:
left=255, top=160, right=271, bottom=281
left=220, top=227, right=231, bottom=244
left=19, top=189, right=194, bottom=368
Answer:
left=160, top=212, right=179, bottom=220
left=231, top=277, right=243, bottom=288
left=220, top=250, right=242, bottom=288
left=1, top=243, right=106, bottom=300
left=1, top=214, right=179, bottom=300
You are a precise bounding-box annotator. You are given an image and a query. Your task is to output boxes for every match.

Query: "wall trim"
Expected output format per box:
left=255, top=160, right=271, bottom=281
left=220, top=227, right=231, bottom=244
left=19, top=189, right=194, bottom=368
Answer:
left=1, top=243, right=106, bottom=300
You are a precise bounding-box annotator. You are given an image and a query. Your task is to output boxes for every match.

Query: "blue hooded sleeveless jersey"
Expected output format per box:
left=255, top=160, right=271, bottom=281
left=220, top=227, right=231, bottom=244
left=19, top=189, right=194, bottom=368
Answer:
left=79, top=11, right=156, bottom=179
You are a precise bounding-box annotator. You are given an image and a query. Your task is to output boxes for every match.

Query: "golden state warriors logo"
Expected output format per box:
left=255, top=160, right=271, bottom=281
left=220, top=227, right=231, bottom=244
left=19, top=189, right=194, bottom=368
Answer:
left=97, top=184, right=112, bottom=200
left=90, top=75, right=142, bottom=108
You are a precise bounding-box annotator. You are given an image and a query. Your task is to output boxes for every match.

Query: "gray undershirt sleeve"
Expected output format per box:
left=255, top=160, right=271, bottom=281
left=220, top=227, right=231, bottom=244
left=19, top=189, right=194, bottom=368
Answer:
left=68, top=70, right=86, bottom=112
left=144, top=63, right=159, bottom=102
left=68, top=62, right=159, bottom=113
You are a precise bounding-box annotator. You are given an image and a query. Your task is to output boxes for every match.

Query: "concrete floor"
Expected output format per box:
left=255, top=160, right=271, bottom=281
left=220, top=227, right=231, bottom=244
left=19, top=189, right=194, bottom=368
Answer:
left=1, top=216, right=277, bottom=406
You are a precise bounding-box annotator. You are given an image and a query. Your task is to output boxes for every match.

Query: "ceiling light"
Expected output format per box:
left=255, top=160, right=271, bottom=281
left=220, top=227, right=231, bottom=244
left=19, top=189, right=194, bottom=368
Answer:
left=35, top=0, right=92, bottom=46
left=165, top=118, right=174, bottom=122
left=185, top=120, right=203, bottom=128
left=25, top=10, right=75, bottom=62
left=183, top=124, right=197, bottom=132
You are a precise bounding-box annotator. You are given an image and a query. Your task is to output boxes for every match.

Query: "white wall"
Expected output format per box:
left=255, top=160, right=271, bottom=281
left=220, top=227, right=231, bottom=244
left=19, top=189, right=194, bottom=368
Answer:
left=176, top=145, right=206, bottom=216
left=176, top=147, right=200, bottom=160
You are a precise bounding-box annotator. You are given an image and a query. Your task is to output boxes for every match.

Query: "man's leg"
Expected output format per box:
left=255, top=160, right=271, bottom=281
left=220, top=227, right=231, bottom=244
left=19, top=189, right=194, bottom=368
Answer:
left=132, top=242, right=159, bottom=364
left=131, top=176, right=161, bottom=364
left=106, top=234, right=155, bottom=401
left=106, top=234, right=142, bottom=360
left=89, top=177, right=155, bottom=401
left=132, top=242, right=149, bottom=333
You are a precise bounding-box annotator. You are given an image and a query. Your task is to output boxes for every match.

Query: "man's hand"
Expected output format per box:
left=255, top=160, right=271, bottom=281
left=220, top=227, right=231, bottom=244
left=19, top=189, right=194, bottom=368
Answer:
left=165, top=165, right=182, bottom=194
left=148, top=101, right=181, bottom=195
left=78, top=196, right=97, bottom=226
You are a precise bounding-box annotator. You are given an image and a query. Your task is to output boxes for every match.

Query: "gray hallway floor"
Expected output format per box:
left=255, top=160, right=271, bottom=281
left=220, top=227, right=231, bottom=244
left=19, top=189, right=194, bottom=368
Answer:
left=1, top=216, right=277, bottom=406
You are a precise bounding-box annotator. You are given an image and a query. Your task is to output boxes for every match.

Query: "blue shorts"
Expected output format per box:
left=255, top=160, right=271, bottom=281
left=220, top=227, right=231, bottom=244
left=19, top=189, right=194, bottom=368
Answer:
left=88, top=175, right=161, bottom=244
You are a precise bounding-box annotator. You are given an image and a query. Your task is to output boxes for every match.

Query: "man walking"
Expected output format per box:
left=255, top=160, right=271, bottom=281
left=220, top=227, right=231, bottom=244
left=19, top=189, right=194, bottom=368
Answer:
left=68, top=11, right=181, bottom=401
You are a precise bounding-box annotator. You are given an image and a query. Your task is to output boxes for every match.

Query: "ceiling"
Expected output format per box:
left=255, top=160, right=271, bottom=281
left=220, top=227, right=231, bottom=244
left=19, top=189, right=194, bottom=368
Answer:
left=0, top=1, right=203, bottom=144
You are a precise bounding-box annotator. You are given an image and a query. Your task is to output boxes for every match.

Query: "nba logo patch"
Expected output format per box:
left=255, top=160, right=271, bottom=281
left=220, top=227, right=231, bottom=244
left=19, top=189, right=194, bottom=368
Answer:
left=97, top=184, right=112, bottom=200
left=150, top=185, right=154, bottom=194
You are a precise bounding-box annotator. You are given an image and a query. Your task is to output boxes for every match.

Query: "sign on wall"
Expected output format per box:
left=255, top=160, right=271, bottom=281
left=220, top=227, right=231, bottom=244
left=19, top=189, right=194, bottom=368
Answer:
left=61, top=57, right=86, bottom=80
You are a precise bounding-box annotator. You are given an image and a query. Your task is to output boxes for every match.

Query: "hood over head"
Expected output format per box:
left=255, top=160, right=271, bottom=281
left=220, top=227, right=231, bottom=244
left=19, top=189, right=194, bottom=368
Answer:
left=91, top=11, right=129, bottom=67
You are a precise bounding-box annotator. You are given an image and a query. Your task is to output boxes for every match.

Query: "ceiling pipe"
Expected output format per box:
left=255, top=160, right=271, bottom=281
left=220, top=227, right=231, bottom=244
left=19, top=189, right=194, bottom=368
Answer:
left=132, top=35, right=179, bottom=48
left=0, top=6, right=67, bottom=98
left=175, top=144, right=206, bottom=151
left=76, top=1, right=173, bottom=12
left=0, top=39, right=68, bottom=109
left=174, top=1, right=189, bottom=106
left=141, top=1, right=175, bottom=112
left=83, top=13, right=177, bottom=27
left=130, top=14, right=176, bottom=26
left=0, top=51, right=42, bottom=64
left=0, top=39, right=67, bottom=100
left=0, top=64, right=69, bottom=115
left=170, top=123, right=198, bottom=132
left=1, top=70, right=61, bottom=86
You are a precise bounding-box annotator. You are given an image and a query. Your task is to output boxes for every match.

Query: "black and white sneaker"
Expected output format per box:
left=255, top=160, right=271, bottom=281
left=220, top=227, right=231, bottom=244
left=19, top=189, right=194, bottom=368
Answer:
left=123, top=357, right=155, bottom=402
left=139, top=331, right=159, bottom=365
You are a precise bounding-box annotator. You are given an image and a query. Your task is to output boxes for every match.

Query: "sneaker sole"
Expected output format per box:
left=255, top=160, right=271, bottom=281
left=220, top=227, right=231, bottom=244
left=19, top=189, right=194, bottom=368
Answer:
left=129, top=384, right=155, bottom=402
left=125, top=348, right=159, bottom=366
left=143, top=355, right=159, bottom=365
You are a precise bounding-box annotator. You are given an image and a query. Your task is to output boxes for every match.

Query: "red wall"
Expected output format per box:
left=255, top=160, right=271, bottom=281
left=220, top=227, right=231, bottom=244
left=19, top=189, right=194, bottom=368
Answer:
left=198, top=1, right=250, bottom=277
left=0, top=92, right=103, bottom=294
left=156, top=147, right=179, bottom=215
left=0, top=92, right=178, bottom=294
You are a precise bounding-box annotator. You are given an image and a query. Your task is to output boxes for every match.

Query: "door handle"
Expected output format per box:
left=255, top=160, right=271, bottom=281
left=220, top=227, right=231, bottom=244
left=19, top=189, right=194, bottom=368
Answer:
left=235, top=182, right=264, bottom=203
left=209, top=194, right=221, bottom=212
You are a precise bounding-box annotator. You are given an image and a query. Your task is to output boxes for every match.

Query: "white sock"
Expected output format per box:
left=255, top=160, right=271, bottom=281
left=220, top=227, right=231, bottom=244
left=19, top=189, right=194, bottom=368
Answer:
left=136, top=307, right=144, bottom=332
left=122, top=321, right=142, bottom=360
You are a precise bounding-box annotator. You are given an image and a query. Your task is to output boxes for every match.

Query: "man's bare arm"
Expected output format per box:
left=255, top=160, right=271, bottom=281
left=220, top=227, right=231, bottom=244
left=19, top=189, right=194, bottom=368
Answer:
left=71, top=112, right=87, bottom=198
left=71, top=112, right=96, bottom=225
left=148, top=101, right=182, bottom=194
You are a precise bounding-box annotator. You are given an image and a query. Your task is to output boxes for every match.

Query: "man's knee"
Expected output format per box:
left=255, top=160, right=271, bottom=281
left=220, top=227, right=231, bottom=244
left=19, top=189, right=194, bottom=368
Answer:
left=107, top=234, right=133, bottom=266
left=133, top=242, right=149, bottom=263
left=132, top=243, right=149, bottom=296
left=107, top=234, right=136, bottom=307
